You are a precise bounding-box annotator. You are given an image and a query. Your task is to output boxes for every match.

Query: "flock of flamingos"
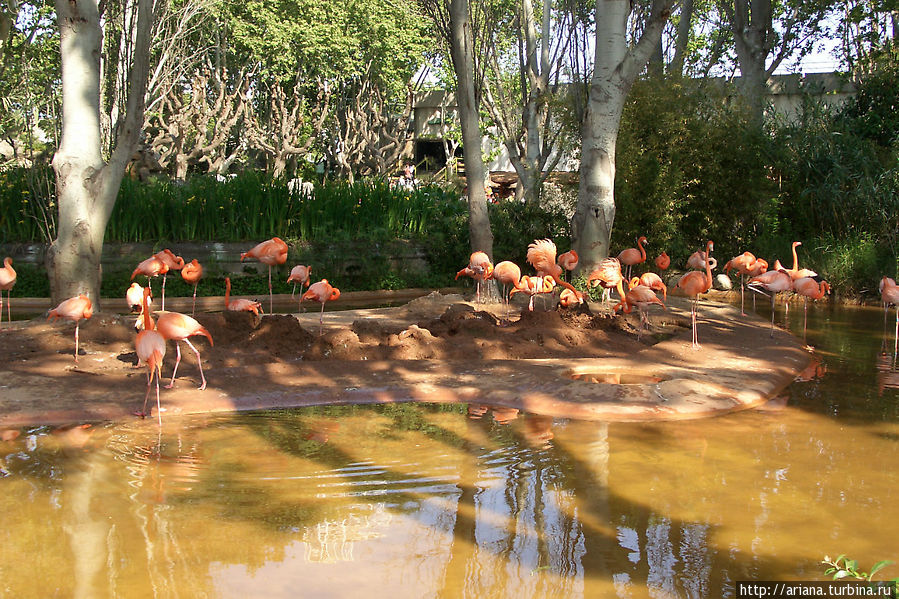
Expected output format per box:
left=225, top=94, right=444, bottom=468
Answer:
left=0, top=234, right=897, bottom=425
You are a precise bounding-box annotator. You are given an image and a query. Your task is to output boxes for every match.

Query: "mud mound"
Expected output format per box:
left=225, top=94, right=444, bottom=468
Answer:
left=421, top=304, right=502, bottom=338
left=249, top=315, right=313, bottom=356
left=304, top=329, right=364, bottom=360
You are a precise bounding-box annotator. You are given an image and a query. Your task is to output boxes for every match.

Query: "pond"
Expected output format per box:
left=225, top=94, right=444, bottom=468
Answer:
left=1, top=301, right=897, bottom=598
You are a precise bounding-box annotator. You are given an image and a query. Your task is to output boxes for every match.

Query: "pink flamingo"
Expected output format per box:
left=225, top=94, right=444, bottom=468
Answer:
left=794, top=276, right=831, bottom=339
left=557, top=249, right=579, bottom=281
left=156, top=311, right=214, bottom=391
left=724, top=251, right=763, bottom=316
left=527, top=239, right=582, bottom=303
left=615, top=278, right=666, bottom=341
left=126, top=282, right=146, bottom=313
left=587, top=258, right=627, bottom=303
left=654, top=252, right=670, bottom=271
left=748, top=268, right=794, bottom=338
left=287, top=265, right=313, bottom=312
left=617, top=236, right=647, bottom=281
left=882, top=277, right=899, bottom=354
left=787, top=241, right=817, bottom=281
left=676, top=240, right=715, bottom=349
left=0, top=257, right=16, bottom=329
left=302, top=279, right=341, bottom=333
left=456, top=251, right=494, bottom=303
left=510, top=274, right=556, bottom=311
left=225, top=277, right=263, bottom=317
left=153, top=249, right=185, bottom=311
left=131, top=256, right=168, bottom=306
left=134, top=287, right=167, bottom=425
left=491, top=261, right=522, bottom=305
left=241, top=237, right=289, bottom=313
left=636, top=272, right=667, bottom=301
left=48, top=294, right=93, bottom=362
left=180, top=259, right=203, bottom=316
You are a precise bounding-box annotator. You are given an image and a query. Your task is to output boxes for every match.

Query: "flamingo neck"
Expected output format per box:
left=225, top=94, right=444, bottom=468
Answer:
left=791, top=243, right=800, bottom=271
left=225, top=278, right=231, bottom=306
left=704, top=242, right=714, bottom=288
left=638, top=238, right=646, bottom=261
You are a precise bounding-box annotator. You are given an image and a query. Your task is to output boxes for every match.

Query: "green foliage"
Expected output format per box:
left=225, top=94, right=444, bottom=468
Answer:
left=97, top=173, right=455, bottom=244
left=615, top=76, right=774, bottom=264
left=822, top=554, right=896, bottom=586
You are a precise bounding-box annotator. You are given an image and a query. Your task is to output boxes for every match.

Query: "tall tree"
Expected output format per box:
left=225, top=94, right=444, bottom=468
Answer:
left=422, top=0, right=496, bottom=264
left=719, top=0, right=831, bottom=125
left=47, top=0, right=153, bottom=305
left=481, top=0, right=579, bottom=204
left=570, top=0, right=674, bottom=273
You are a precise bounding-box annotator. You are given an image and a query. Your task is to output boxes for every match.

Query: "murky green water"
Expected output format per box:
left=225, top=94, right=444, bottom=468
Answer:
left=1, top=302, right=898, bottom=598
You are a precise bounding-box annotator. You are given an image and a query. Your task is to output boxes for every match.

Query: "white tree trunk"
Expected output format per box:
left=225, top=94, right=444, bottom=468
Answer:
left=48, top=0, right=153, bottom=306
left=449, top=0, right=495, bottom=262
left=571, top=0, right=672, bottom=274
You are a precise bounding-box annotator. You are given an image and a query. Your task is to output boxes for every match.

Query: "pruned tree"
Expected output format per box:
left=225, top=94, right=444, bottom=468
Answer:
left=48, top=0, right=153, bottom=305
left=570, top=0, right=675, bottom=273
left=146, top=65, right=250, bottom=179
left=247, top=78, right=330, bottom=179
left=324, top=65, right=414, bottom=182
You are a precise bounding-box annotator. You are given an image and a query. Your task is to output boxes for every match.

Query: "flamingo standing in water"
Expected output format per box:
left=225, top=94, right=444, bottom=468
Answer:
left=588, top=258, right=627, bottom=304
left=134, top=287, right=167, bottom=425
left=617, top=236, right=647, bottom=281
left=241, top=237, right=288, bottom=314
left=527, top=239, right=583, bottom=303
left=0, top=257, right=17, bottom=329
left=615, top=278, right=666, bottom=341
left=557, top=250, right=578, bottom=282
left=491, top=261, right=522, bottom=305
left=510, top=274, right=556, bottom=311
left=456, top=251, right=494, bottom=304
left=302, top=279, right=341, bottom=333
left=676, top=240, right=715, bottom=349
left=153, top=249, right=185, bottom=311
left=748, top=267, right=793, bottom=338
left=225, top=277, right=263, bottom=317
left=48, top=294, right=93, bottom=362
left=654, top=252, right=670, bottom=271
left=882, top=277, right=899, bottom=354
left=724, top=251, right=762, bottom=316
left=156, top=311, right=214, bottom=391
left=793, top=276, right=831, bottom=340
left=786, top=241, right=817, bottom=281
left=180, top=259, right=203, bottom=315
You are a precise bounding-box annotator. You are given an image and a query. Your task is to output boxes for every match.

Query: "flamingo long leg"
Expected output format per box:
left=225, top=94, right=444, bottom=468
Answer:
left=161, top=273, right=168, bottom=311
left=142, top=370, right=152, bottom=417
left=268, top=266, right=274, bottom=314
left=770, top=294, right=776, bottom=337
left=165, top=342, right=182, bottom=389
left=154, top=370, right=162, bottom=426
left=740, top=275, right=746, bottom=316
left=74, top=321, right=80, bottom=362
left=191, top=284, right=198, bottom=316
left=183, top=338, right=207, bottom=390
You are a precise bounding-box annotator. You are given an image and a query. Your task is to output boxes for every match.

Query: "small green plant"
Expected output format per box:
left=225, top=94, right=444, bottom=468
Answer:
left=822, top=554, right=896, bottom=584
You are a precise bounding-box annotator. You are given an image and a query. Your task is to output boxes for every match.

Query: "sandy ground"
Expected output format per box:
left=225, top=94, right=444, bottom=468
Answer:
left=0, top=290, right=811, bottom=427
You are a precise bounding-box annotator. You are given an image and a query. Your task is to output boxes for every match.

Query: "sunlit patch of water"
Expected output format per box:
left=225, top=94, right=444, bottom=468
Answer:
left=0, top=304, right=898, bottom=597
